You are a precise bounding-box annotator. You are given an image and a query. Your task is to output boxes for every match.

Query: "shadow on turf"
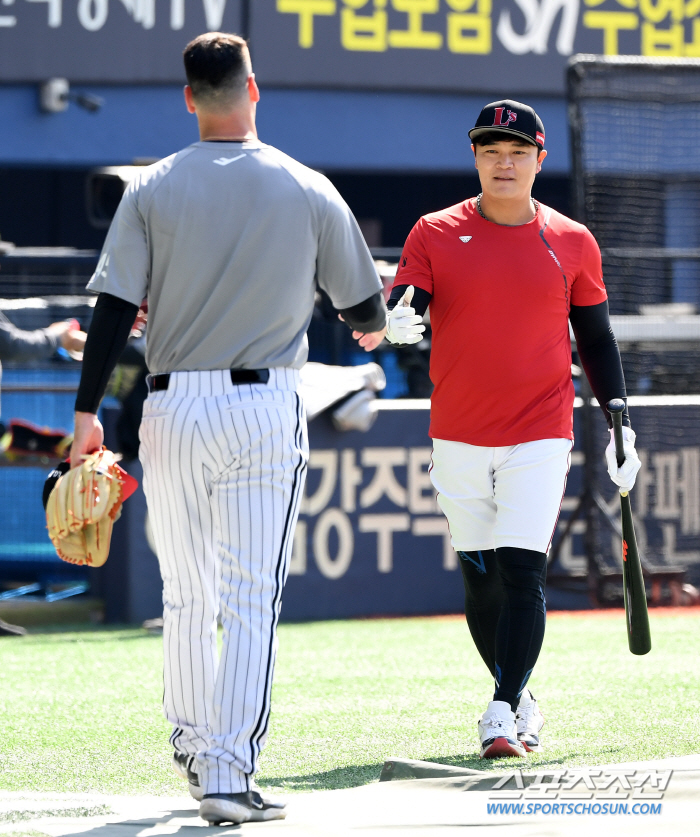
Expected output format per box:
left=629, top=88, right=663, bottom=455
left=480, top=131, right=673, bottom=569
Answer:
left=17, top=809, right=206, bottom=837
left=258, top=755, right=524, bottom=791
left=259, top=745, right=628, bottom=791
left=259, top=762, right=386, bottom=791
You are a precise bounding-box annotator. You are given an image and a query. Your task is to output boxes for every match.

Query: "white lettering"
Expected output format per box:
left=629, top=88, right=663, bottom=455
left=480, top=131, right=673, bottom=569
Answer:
left=313, top=508, right=354, bottom=579
left=301, top=450, right=337, bottom=516
left=653, top=452, right=681, bottom=519
left=634, top=449, right=653, bottom=518
left=203, top=0, right=226, bottom=30
left=26, top=0, right=61, bottom=27
left=412, top=516, right=456, bottom=569
left=497, top=0, right=579, bottom=56
left=78, top=0, right=108, bottom=31
left=120, top=0, right=155, bottom=29
left=661, top=523, right=700, bottom=567
left=288, top=521, right=307, bottom=575
left=360, top=447, right=407, bottom=508
left=341, top=448, right=363, bottom=512
left=679, top=448, right=700, bottom=535
left=407, top=447, right=438, bottom=514
left=359, top=513, right=410, bottom=572
left=170, top=0, right=184, bottom=29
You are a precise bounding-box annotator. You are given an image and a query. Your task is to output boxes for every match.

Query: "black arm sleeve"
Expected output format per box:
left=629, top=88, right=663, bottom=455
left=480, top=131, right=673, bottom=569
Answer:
left=569, top=300, right=630, bottom=429
left=75, top=293, right=140, bottom=414
left=338, top=290, right=387, bottom=333
left=387, top=284, right=432, bottom=316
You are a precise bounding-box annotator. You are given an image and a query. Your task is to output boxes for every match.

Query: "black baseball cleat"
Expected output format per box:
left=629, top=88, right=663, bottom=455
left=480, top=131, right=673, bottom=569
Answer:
left=199, top=791, right=287, bottom=825
left=0, top=618, right=26, bottom=637
left=172, top=751, right=203, bottom=801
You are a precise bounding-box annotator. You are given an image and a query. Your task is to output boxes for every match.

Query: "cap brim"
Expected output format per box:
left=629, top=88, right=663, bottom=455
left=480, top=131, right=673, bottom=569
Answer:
left=468, top=126, right=540, bottom=147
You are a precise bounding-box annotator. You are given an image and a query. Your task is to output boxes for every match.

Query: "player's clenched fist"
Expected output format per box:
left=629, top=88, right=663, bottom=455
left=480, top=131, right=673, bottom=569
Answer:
left=605, top=426, right=642, bottom=493
left=386, top=286, right=426, bottom=345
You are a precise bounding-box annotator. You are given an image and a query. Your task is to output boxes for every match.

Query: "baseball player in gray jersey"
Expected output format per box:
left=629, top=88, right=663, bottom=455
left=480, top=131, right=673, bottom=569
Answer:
left=70, top=32, right=386, bottom=825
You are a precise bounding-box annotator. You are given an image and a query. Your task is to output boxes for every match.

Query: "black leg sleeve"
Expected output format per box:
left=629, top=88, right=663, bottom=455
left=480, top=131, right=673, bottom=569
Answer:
left=458, top=550, right=503, bottom=678
left=493, top=547, right=548, bottom=712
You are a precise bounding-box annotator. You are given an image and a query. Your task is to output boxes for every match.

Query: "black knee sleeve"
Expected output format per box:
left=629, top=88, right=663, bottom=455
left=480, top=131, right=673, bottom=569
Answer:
left=497, top=547, right=547, bottom=614
left=493, top=547, right=547, bottom=712
left=458, top=550, right=502, bottom=677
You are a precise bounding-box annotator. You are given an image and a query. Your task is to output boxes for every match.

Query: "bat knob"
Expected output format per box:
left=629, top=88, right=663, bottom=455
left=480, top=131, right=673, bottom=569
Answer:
left=607, top=398, right=626, bottom=414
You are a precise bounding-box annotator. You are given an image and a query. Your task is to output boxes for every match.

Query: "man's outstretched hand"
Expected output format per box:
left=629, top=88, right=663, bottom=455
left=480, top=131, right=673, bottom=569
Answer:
left=338, top=314, right=388, bottom=352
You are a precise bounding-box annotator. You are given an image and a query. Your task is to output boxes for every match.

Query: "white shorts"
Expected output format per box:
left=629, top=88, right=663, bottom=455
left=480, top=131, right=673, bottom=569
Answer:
left=430, top=437, right=573, bottom=554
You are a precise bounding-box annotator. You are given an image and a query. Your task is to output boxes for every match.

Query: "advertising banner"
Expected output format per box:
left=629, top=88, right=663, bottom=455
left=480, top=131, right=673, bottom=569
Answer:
left=0, top=0, right=243, bottom=82
left=2, top=1, right=700, bottom=92
left=17, top=400, right=696, bottom=623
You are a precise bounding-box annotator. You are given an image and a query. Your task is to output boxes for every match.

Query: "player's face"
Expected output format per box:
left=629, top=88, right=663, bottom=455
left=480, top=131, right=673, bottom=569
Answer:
left=473, top=140, right=546, bottom=202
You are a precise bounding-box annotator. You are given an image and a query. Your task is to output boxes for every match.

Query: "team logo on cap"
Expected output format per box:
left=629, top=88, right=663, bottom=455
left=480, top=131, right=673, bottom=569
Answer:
left=492, top=107, right=517, bottom=128
left=536, top=131, right=545, bottom=146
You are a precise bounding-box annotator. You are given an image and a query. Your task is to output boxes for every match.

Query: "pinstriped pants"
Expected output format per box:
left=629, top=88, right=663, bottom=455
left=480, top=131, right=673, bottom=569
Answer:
left=138, top=368, right=308, bottom=794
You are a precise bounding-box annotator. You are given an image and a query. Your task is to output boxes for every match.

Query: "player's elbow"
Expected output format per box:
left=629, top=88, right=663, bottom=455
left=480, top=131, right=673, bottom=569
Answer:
left=339, top=291, right=387, bottom=333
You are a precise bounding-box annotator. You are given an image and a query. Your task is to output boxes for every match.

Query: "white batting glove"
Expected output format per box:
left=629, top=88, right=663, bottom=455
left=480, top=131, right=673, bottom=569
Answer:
left=385, top=286, right=426, bottom=345
left=605, top=426, right=642, bottom=494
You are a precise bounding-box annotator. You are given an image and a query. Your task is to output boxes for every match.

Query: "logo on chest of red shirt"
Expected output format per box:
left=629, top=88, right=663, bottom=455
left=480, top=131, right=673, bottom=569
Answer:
left=492, top=108, right=517, bottom=128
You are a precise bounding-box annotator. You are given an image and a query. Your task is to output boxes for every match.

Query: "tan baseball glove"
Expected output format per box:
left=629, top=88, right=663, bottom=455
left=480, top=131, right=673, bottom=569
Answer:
left=45, top=449, right=126, bottom=567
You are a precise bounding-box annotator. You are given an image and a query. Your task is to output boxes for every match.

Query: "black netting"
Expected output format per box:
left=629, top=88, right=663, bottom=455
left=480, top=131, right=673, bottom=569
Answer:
left=550, top=57, right=700, bottom=605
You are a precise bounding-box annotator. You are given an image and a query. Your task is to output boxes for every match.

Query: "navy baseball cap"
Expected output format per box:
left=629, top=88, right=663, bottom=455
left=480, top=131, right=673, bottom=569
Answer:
left=469, top=100, right=545, bottom=150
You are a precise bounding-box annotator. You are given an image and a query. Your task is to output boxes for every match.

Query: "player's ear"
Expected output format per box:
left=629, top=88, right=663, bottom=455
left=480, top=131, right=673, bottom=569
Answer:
left=184, top=85, right=196, bottom=115
left=536, top=148, right=547, bottom=173
left=248, top=74, right=260, bottom=104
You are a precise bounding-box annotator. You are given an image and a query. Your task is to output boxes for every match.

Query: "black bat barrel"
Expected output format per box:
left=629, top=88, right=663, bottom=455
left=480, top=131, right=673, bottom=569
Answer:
left=606, top=399, right=652, bottom=656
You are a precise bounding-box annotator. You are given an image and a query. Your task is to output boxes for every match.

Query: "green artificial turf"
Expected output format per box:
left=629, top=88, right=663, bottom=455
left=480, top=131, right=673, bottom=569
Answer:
left=0, top=612, right=698, bottom=796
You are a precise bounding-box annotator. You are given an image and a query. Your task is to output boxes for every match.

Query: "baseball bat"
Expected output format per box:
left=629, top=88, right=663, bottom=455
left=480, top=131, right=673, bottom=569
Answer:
left=607, top=399, right=651, bottom=655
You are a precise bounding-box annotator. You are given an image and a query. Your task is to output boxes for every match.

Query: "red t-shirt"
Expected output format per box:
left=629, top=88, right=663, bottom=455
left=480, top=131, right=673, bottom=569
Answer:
left=394, top=199, right=607, bottom=446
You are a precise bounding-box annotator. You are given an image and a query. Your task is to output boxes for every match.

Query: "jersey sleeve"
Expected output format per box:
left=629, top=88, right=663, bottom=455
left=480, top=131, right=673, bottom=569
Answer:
left=570, top=227, right=608, bottom=307
left=0, top=312, right=57, bottom=361
left=392, top=218, right=433, bottom=295
left=315, top=183, right=382, bottom=310
left=86, top=181, right=149, bottom=307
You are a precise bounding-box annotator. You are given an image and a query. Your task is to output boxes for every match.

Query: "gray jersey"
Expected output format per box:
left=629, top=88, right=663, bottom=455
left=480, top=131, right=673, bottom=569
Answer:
left=87, top=140, right=382, bottom=373
left=0, top=312, right=60, bottom=416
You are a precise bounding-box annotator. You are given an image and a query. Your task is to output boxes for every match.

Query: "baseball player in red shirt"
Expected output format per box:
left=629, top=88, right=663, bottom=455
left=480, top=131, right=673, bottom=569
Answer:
left=354, top=100, right=642, bottom=758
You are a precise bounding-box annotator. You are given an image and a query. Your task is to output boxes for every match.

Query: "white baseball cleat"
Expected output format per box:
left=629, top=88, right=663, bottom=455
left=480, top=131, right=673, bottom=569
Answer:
left=172, top=752, right=203, bottom=801
left=199, top=791, right=287, bottom=825
left=478, top=700, right=527, bottom=759
left=516, top=690, right=545, bottom=752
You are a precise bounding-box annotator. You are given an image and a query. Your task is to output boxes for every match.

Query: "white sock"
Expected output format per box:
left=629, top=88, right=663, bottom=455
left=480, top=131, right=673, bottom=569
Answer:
left=486, top=700, right=515, bottom=719
left=518, top=689, right=533, bottom=707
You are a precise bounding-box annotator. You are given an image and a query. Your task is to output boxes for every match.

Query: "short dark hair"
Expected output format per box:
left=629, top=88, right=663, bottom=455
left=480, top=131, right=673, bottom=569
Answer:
left=183, top=32, right=251, bottom=110
left=472, top=130, right=535, bottom=148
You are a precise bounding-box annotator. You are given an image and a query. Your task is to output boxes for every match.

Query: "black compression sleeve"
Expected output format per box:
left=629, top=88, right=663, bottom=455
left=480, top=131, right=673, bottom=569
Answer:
left=75, top=293, right=140, bottom=414
left=569, top=300, right=630, bottom=429
left=387, top=284, right=432, bottom=316
left=339, top=291, right=387, bottom=333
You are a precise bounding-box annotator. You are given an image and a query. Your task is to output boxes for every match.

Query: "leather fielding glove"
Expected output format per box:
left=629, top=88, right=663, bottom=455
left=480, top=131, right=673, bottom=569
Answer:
left=605, top=426, right=642, bottom=494
left=45, top=449, right=129, bottom=566
left=385, top=286, right=426, bottom=345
